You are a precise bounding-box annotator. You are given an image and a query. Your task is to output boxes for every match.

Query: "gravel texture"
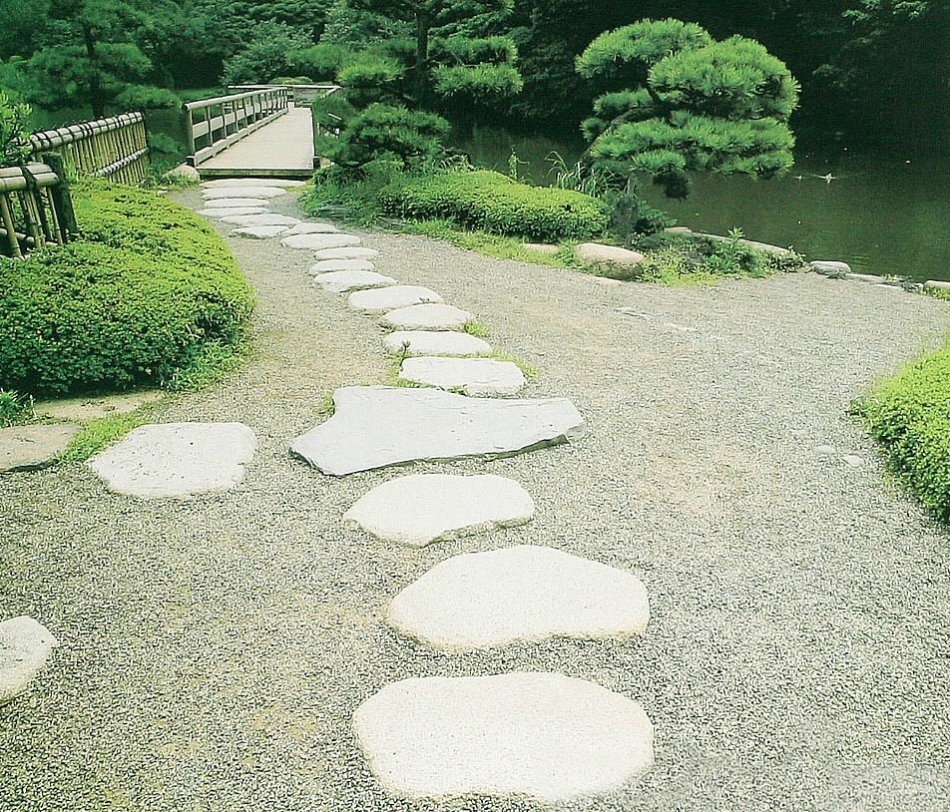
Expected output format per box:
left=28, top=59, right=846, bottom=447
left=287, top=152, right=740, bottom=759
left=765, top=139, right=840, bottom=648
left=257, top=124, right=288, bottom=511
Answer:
left=1, top=185, right=948, bottom=811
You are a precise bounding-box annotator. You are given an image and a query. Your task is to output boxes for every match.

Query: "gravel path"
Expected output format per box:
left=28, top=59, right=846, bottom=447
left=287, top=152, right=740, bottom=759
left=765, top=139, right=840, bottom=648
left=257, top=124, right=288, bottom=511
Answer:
left=1, top=186, right=948, bottom=811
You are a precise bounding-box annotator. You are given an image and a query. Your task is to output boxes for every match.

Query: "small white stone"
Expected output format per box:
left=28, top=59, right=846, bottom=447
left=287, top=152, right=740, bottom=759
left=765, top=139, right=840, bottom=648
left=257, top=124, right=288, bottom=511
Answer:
left=345, top=474, right=534, bottom=546
left=576, top=243, right=645, bottom=266
left=843, top=455, right=864, bottom=467
left=281, top=233, right=362, bottom=251
left=231, top=225, right=291, bottom=239
left=88, top=422, right=256, bottom=498
left=388, top=545, right=649, bottom=649
left=313, top=247, right=379, bottom=261
left=202, top=178, right=305, bottom=188
left=0, top=617, right=59, bottom=705
left=202, top=198, right=275, bottom=209
left=381, top=304, right=472, bottom=331
left=314, top=271, right=397, bottom=293
left=198, top=207, right=267, bottom=218
left=283, top=222, right=340, bottom=235
left=348, top=285, right=443, bottom=313
left=203, top=187, right=287, bottom=200
left=309, top=259, right=376, bottom=274
left=383, top=331, right=492, bottom=357
left=353, top=672, right=654, bottom=802
left=815, top=445, right=837, bottom=455
left=400, top=357, right=525, bottom=396
left=220, top=213, right=301, bottom=227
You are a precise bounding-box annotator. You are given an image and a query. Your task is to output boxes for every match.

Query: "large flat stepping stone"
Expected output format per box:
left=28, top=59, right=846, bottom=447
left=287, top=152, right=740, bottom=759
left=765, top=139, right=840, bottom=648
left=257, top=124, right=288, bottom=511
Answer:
left=389, top=545, right=649, bottom=650
left=576, top=242, right=645, bottom=266
left=314, top=270, right=397, bottom=293
left=281, top=233, right=361, bottom=251
left=1, top=617, right=59, bottom=706
left=220, top=213, right=301, bottom=227
left=383, top=330, right=492, bottom=357
left=291, top=386, right=584, bottom=476
left=344, top=474, right=534, bottom=546
left=34, top=391, right=161, bottom=422
left=203, top=186, right=287, bottom=200
left=309, top=258, right=375, bottom=274
left=198, top=207, right=267, bottom=218
left=88, top=422, right=256, bottom=498
left=400, top=357, right=525, bottom=396
left=284, top=222, right=339, bottom=235
left=202, top=178, right=305, bottom=188
left=353, top=672, right=654, bottom=802
left=231, top=225, right=291, bottom=239
left=348, top=285, right=443, bottom=313
left=381, top=303, right=472, bottom=331
left=202, top=198, right=275, bottom=209
left=313, top=247, right=379, bottom=261
left=0, top=423, right=81, bottom=473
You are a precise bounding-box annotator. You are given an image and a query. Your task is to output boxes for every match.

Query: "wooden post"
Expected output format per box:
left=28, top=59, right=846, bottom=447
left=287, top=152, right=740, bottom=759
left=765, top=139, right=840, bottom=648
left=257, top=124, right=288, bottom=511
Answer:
left=0, top=193, right=22, bottom=258
left=43, top=152, right=77, bottom=242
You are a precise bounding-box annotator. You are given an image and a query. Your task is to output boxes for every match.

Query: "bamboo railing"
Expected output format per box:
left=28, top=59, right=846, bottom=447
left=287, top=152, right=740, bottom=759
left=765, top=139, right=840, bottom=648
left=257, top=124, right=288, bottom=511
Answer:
left=0, top=161, right=76, bottom=259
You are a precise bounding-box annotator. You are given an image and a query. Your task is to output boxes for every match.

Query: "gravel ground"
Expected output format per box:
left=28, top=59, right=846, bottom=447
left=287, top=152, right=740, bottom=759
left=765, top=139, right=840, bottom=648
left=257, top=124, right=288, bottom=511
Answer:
left=1, top=186, right=948, bottom=811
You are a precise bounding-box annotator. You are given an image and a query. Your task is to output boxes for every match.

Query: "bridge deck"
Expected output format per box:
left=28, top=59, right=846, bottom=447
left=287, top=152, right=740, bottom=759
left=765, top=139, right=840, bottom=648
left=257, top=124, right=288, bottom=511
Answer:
left=197, top=105, right=315, bottom=178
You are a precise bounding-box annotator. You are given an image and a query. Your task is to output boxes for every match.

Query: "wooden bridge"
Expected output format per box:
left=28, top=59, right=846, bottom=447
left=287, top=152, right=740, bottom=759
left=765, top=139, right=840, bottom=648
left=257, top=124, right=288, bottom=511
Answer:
left=184, top=85, right=339, bottom=179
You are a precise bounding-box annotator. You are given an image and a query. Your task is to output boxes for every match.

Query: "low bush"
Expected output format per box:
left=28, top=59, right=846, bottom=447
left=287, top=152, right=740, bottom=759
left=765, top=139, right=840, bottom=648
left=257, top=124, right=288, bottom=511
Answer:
left=379, top=170, right=610, bottom=242
left=852, top=344, right=950, bottom=523
left=0, top=182, right=254, bottom=397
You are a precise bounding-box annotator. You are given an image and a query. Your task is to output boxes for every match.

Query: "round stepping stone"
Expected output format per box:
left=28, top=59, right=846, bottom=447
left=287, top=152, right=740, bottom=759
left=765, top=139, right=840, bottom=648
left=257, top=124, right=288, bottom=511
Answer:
left=202, top=198, right=275, bottom=209
left=345, top=474, right=534, bottom=546
left=313, top=271, right=397, bottom=293
left=389, top=545, right=649, bottom=649
left=281, top=233, right=361, bottom=251
left=381, top=303, right=472, bottom=331
left=1, top=617, right=59, bottom=705
left=575, top=242, right=645, bottom=266
left=400, top=357, right=525, bottom=396
left=353, top=672, right=654, bottom=802
left=88, top=422, right=256, bottom=498
left=198, top=207, right=267, bottom=218
left=284, top=222, right=340, bottom=235
left=231, top=225, right=291, bottom=239
left=348, top=285, right=443, bottom=313
left=313, top=247, right=379, bottom=261
left=203, top=187, right=287, bottom=200
left=0, top=423, right=81, bottom=472
left=383, top=331, right=492, bottom=357
left=291, top=386, right=584, bottom=476
left=202, top=178, right=305, bottom=188
left=308, top=259, right=375, bottom=274
left=220, top=213, right=301, bottom=227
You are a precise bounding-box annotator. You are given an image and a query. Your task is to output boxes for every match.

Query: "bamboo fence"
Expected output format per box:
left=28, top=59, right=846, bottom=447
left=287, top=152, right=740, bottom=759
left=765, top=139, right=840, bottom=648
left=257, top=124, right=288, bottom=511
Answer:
left=0, top=161, right=75, bottom=259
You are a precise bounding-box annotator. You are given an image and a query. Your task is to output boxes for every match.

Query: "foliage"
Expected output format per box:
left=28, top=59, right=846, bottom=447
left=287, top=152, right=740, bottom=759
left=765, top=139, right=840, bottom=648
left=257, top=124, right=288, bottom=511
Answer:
left=0, top=388, right=33, bottom=426
left=221, top=21, right=313, bottom=86
left=0, top=182, right=253, bottom=397
left=852, top=342, right=950, bottom=523
left=379, top=169, right=610, bottom=241
left=0, top=90, right=31, bottom=166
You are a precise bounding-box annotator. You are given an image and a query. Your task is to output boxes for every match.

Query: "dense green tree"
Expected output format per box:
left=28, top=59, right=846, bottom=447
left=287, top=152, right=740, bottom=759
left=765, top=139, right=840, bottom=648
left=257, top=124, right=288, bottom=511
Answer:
left=577, top=19, right=799, bottom=198
left=220, top=21, right=313, bottom=85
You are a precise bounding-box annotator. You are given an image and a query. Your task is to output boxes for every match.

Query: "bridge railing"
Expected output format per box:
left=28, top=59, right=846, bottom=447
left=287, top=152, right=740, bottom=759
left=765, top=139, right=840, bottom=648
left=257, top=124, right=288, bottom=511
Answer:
left=0, top=161, right=76, bottom=259
left=227, top=84, right=341, bottom=108
left=184, top=88, right=290, bottom=167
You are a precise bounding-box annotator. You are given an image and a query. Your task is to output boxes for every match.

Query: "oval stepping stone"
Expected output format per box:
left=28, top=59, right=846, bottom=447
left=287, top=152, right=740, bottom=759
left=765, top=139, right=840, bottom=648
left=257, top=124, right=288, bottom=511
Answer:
left=383, top=331, right=492, bottom=357
left=281, top=233, right=361, bottom=251
left=353, top=672, right=654, bottom=802
left=203, top=187, right=287, bottom=200
left=314, top=271, right=397, bottom=293
left=284, top=222, right=340, bottom=235
left=198, top=207, right=267, bottom=218
left=202, top=198, right=275, bottom=209
left=1, top=617, right=59, bottom=706
left=88, top=422, right=256, bottom=498
left=1, top=423, right=81, bottom=472
left=576, top=242, right=644, bottom=266
left=345, top=474, right=534, bottom=546
left=313, top=247, right=379, bottom=261
left=309, top=259, right=375, bottom=274
left=202, top=178, right=305, bottom=188
left=389, top=545, right=649, bottom=649
left=400, top=357, right=525, bottom=396
left=231, top=225, right=291, bottom=239
left=381, top=303, right=472, bottom=331
left=291, top=386, right=584, bottom=476
left=220, top=213, right=301, bottom=227
left=348, top=285, right=443, bottom=313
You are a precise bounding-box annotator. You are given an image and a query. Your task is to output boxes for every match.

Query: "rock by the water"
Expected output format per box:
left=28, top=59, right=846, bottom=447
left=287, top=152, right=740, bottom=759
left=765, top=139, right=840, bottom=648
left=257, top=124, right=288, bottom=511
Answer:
left=0, top=424, right=81, bottom=473
left=924, top=280, right=950, bottom=292
left=0, top=617, right=59, bottom=705
left=283, top=222, right=340, bottom=235
left=810, top=260, right=851, bottom=277
left=281, top=233, right=361, bottom=251
left=313, top=271, right=397, bottom=293
left=352, top=672, right=654, bottom=802
left=388, top=545, right=649, bottom=649
left=309, top=259, right=376, bottom=275
left=221, top=213, right=301, bottom=227
left=344, top=474, right=534, bottom=546
left=88, top=422, right=256, bottom=498
left=313, top=247, right=379, bottom=261
left=576, top=243, right=645, bottom=266
left=399, top=357, right=525, bottom=396
left=846, top=272, right=888, bottom=284
left=291, top=386, right=584, bottom=476
left=381, top=304, right=472, bottom=331
left=231, top=225, right=291, bottom=239
left=664, top=226, right=692, bottom=235
left=383, top=331, right=491, bottom=357
left=696, top=233, right=793, bottom=257
left=348, top=285, right=443, bottom=313
left=203, top=186, right=287, bottom=200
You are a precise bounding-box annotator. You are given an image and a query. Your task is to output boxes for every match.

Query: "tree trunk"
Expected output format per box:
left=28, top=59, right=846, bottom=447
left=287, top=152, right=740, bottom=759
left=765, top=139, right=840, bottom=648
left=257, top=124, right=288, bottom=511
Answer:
left=82, top=25, right=105, bottom=119
left=414, top=12, right=433, bottom=108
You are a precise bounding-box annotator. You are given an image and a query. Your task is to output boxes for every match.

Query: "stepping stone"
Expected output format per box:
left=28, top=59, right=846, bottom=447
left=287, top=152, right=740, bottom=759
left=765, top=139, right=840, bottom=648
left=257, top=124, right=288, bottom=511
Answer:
left=87, top=422, right=256, bottom=498
left=389, top=545, right=649, bottom=649
left=202, top=178, right=305, bottom=188
left=198, top=207, right=267, bottom=218
left=203, top=187, right=287, bottom=200
left=34, top=391, right=161, bottom=422
left=524, top=242, right=559, bottom=254
left=381, top=303, right=472, bottom=331
left=0, top=423, right=81, bottom=473
left=353, top=672, right=654, bottom=802
left=313, top=271, right=397, bottom=293
left=220, top=213, right=301, bottom=227
left=576, top=242, right=645, bottom=266
left=202, top=198, right=275, bottom=209
left=348, top=285, right=443, bottom=313
left=231, top=225, right=291, bottom=239
left=292, top=386, right=584, bottom=476
left=281, top=233, right=361, bottom=251
left=0, top=617, right=59, bottom=706
left=313, top=247, right=379, bottom=261
left=284, top=222, right=340, bottom=235
left=344, top=474, right=534, bottom=546
left=383, top=331, right=492, bottom=357
left=399, top=357, right=525, bottom=396
left=309, top=259, right=375, bottom=274
left=810, top=260, right=851, bottom=277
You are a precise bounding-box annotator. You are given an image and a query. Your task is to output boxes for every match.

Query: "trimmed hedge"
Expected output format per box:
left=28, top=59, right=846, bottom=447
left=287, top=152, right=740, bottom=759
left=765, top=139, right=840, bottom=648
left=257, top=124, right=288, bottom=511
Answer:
left=0, top=182, right=254, bottom=397
left=379, top=170, right=610, bottom=242
left=853, top=344, right=950, bottom=523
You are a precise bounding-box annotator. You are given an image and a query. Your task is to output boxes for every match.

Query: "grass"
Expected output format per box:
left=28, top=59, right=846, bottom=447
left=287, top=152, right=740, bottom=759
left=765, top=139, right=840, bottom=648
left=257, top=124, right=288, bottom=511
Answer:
left=463, top=319, right=491, bottom=338
left=58, top=410, right=153, bottom=463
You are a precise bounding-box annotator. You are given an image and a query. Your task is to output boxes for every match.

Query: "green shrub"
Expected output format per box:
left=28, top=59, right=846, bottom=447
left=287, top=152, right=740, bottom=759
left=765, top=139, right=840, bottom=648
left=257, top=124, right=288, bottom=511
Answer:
left=853, top=344, right=950, bottom=523
left=379, top=170, right=609, bottom=242
left=0, top=183, right=253, bottom=397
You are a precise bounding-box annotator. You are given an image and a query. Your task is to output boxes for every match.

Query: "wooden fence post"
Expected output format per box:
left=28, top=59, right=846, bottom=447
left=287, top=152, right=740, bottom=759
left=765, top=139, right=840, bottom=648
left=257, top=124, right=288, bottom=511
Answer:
left=42, top=152, right=78, bottom=242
